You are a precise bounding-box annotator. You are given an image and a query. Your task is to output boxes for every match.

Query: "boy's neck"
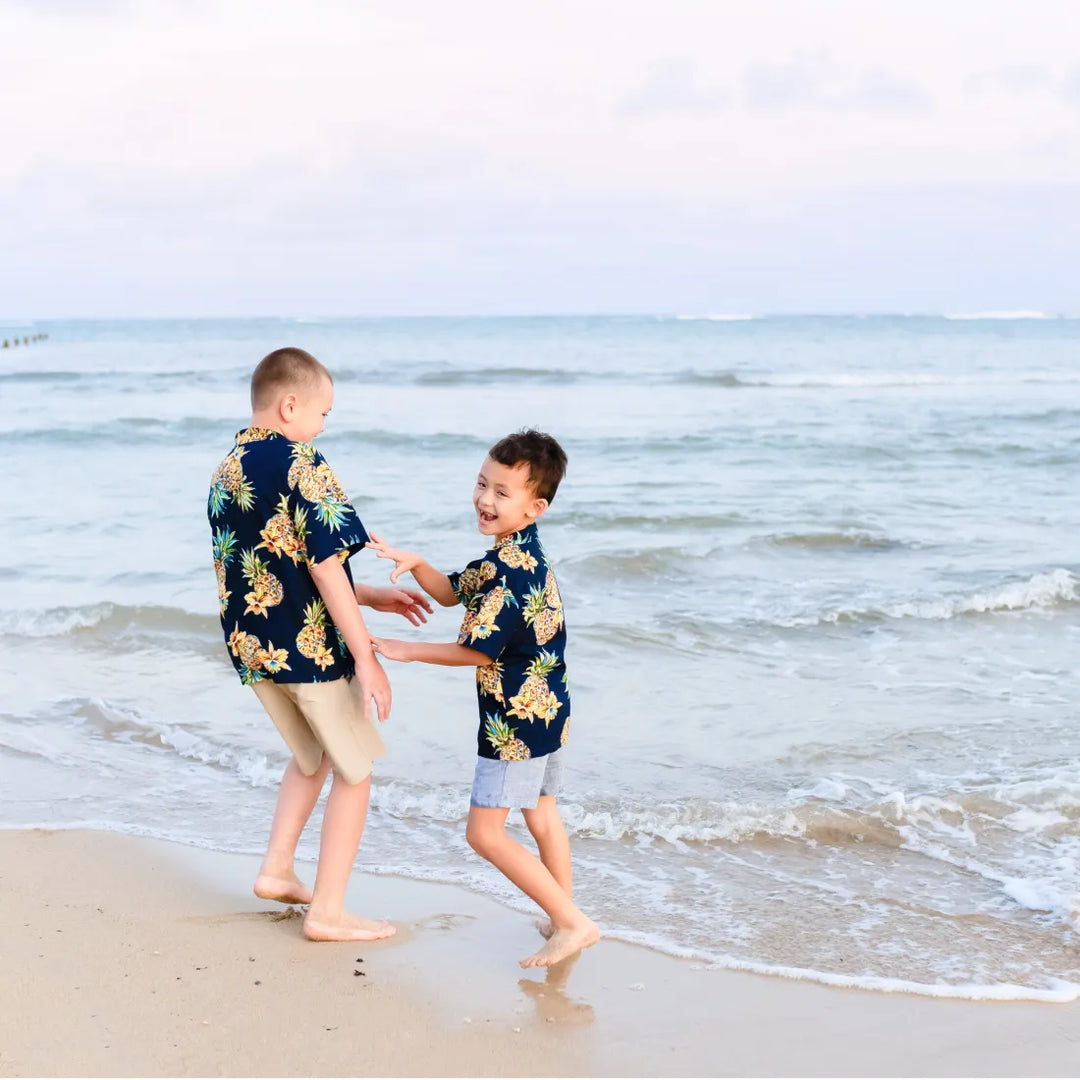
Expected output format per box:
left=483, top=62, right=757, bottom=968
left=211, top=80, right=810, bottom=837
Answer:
left=495, top=520, right=537, bottom=543
left=248, top=411, right=285, bottom=436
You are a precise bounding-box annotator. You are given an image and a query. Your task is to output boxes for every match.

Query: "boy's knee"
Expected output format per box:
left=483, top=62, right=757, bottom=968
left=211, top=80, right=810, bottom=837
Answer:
left=522, top=799, right=559, bottom=838
left=524, top=814, right=552, bottom=842
left=465, top=818, right=501, bottom=859
left=465, top=821, right=488, bottom=856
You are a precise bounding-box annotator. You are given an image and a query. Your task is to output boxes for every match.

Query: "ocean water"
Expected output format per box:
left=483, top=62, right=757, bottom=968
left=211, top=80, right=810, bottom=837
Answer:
left=4, top=313, right=1080, bottom=1001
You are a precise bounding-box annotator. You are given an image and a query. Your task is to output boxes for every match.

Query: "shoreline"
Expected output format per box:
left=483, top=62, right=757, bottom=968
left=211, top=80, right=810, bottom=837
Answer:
left=3, top=827, right=1080, bottom=1077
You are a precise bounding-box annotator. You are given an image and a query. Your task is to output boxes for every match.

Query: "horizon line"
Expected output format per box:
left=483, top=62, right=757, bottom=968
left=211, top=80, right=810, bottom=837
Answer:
left=1, top=310, right=1076, bottom=324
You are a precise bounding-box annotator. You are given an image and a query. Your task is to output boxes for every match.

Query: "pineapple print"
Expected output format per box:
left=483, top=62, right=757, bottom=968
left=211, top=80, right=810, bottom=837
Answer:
left=544, top=569, right=562, bottom=610
left=209, top=447, right=255, bottom=516
left=484, top=715, right=531, bottom=761
left=253, top=642, right=291, bottom=675
left=473, top=579, right=516, bottom=641
left=227, top=625, right=289, bottom=683
left=227, top=624, right=247, bottom=656
left=462, top=578, right=516, bottom=643
left=531, top=607, right=563, bottom=646
left=240, top=548, right=283, bottom=617
left=237, top=633, right=263, bottom=670
left=297, top=598, right=328, bottom=657
left=459, top=609, right=478, bottom=643
left=286, top=441, right=318, bottom=490
left=476, top=661, right=505, bottom=704
left=212, top=526, right=238, bottom=616
left=228, top=626, right=265, bottom=682
left=236, top=426, right=277, bottom=445
left=456, top=560, right=497, bottom=600
left=522, top=573, right=564, bottom=646
left=258, top=494, right=307, bottom=564
left=560, top=718, right=570, bottom=747
left=288, top=443, right=351, bottom=531
left=508, top=650, right=563, bottom=726
left=297, top=599, right=335, bottom=669
left=498, top=540, right=538, bottom=573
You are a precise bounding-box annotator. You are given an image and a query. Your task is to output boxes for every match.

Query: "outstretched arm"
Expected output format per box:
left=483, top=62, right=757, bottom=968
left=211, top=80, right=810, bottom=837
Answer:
left=365, top=532, right=459, bottom=608
left=371, top=638, right=493, bottom=667
left=353, top=581, right=434, bottom=626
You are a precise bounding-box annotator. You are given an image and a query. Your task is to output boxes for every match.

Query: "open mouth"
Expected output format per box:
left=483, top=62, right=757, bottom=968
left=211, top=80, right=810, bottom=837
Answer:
left=478, top=510, right=498, bottom=526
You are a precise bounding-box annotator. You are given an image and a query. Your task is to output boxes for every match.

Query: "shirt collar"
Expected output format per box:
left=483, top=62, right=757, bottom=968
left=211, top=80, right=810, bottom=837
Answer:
left=235, top=426, right=284, bottom=446
left=490, top=521, right=539, bottom=551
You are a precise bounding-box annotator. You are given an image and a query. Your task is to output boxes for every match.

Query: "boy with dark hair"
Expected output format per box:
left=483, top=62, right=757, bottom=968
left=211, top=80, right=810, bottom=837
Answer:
left=367, top=429, right=600, bottom=968
left=208, top=346, right=432, bottom=942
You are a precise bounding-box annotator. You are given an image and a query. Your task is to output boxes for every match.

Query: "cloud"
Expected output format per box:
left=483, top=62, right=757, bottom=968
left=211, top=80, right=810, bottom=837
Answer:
left=1064, top=64, right=1080, bottom=104
left=966, top=62, right=1080, bottom=107
left=5, top=160, right=1079, bottom=317
left=846, top=69, right=935, bottom=115
left=965, top=65, right=1054, bottom=96
left=742, top=50, right=932, bottom=116
left=1, top=0, right=1078, bottom=316
left=619, top=57, right=729, bottom=116
left=1, top=0, right=130, bottom=15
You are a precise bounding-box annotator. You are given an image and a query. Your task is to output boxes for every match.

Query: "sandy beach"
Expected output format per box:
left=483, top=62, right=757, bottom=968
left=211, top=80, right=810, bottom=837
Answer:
left=1, top=828, right=1078, bottom=1077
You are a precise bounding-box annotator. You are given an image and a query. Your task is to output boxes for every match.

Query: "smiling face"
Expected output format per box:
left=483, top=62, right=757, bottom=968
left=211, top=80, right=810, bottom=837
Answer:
left=473, top=456, right=549, bottom=540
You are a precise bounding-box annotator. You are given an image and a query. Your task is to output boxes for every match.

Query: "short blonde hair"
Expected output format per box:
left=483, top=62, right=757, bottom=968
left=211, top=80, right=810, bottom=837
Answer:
left=250, top=347, right=333, bottom=409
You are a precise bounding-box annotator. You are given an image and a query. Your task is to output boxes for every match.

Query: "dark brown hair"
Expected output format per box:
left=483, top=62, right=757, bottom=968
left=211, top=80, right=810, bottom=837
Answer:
left=250, top=347, right=333, bottom=409
left=488, top=429, right=568, bottom=503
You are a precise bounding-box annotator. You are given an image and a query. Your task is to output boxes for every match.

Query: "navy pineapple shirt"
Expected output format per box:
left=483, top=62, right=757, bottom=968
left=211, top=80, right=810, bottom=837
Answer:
left=208, top=427, right=370, bottom=684
left=449, top=523, right=571, bottom=761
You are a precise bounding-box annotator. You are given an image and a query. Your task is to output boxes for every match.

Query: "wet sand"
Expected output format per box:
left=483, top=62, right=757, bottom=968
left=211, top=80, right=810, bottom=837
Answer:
left=2, top=828, right=1078, bottom=1077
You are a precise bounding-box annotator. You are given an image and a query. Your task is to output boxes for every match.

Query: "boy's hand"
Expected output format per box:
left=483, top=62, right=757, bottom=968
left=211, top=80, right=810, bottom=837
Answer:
left=360, top=584, right=434, bottom=626
left=355, top=653, right=392, bottom=721
left=366, top=532, right=423, bottom=584
left=370, top=637, right=415, bottom=663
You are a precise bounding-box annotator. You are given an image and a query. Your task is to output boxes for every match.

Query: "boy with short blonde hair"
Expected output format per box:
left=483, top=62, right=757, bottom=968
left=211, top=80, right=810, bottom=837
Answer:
left=208, top=346, right=432, bottom=941
left=368, top=429, right=600, bottom=968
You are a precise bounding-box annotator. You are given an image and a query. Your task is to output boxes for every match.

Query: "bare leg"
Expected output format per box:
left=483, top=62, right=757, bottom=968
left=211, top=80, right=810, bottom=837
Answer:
left=254, top=755, right=331, bottom=904
left=522, top=796, right=572, bottom=939
left=466, top=807, right=598, bottom=968
left=302, top=771, right=396, bottom=942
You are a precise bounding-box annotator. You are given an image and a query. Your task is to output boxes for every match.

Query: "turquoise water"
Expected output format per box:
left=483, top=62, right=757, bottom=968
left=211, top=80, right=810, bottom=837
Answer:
left=4, top=314, right=1080, bottom=998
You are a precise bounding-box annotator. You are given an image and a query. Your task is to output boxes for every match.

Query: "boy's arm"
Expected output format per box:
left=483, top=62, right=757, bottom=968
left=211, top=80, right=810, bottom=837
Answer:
left=308, top=555, right=392, bottom=720
left=365, top=532, right=458, bottom=608
left=353, top=581, right=434, bottom=626
left=371, top=638, right=493, bottom=667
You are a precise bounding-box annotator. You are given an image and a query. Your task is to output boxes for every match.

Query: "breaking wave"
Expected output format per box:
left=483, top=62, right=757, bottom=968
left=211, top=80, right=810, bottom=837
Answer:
left=783, top=569, right=1080, bottom=627
left=0, top=603, right=219, bottom=643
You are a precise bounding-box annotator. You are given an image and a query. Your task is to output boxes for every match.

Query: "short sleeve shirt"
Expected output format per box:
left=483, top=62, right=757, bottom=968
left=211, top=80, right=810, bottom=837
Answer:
left=207, top=427, right=370, bottom=685
left=448, top=523, right=570, bottom=761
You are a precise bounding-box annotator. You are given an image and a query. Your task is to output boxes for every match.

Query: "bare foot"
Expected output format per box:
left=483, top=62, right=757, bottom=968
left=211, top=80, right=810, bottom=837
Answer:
left=303, top=911, right=398, bottom=942
left=535, top=917, right=555, bottom=940
left=254, top=873, right=312, bottom=906
left=520, top=918, right=599, bottom=968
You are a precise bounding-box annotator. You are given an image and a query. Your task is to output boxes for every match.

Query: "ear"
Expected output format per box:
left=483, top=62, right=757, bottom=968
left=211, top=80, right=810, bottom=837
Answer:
left=527, top=497, right=549, bottom=521
left=279, top=393, right=298, bottom=420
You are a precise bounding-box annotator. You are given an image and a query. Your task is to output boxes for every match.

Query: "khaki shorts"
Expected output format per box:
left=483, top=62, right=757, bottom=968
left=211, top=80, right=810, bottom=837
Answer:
left=251, top=676, right=386, bottom=785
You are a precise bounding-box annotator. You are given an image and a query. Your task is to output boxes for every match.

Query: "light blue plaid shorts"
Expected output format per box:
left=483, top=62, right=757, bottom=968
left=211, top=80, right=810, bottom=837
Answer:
left=470, top=748, right=564, bottom=809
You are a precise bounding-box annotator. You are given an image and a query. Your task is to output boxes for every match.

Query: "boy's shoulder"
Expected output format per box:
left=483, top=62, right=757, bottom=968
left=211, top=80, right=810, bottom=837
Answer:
left=489, top=525, right=548, bottom=576
left=220, top=428, right=338, bottom=478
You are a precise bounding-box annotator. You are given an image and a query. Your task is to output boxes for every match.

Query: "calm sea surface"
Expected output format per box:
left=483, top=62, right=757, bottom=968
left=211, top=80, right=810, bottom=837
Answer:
left=4, top=314, right=1080, bottom=999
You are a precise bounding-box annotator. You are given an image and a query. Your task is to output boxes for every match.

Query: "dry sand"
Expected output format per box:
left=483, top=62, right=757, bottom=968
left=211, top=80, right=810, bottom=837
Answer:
left=2, top=828, right=1079, bottom=1077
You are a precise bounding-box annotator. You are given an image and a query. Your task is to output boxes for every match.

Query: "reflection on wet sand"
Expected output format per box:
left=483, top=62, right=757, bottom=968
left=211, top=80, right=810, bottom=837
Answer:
left=519, top=953, right=596, bottom=1026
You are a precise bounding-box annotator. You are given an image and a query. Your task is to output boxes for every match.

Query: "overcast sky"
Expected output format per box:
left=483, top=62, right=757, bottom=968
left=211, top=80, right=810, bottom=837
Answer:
left=2, top=0, right=1078, bottom=316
